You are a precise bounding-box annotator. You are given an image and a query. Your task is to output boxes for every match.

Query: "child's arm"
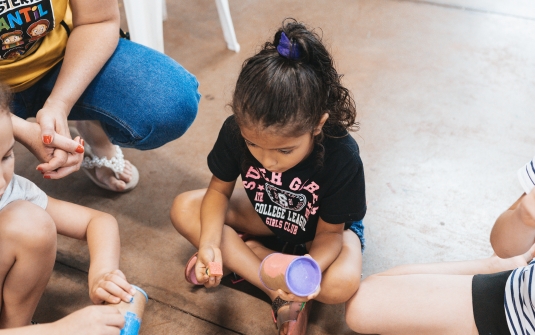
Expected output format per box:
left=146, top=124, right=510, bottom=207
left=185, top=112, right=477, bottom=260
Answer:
left=308, top=218, right=344, bottom=272
left=278, top=219, right=344, bottom=302
left=196, top=175, right=236, bottom=287
left=0, top=306, right=124, bottom=335
left=490, top=189, right=535, bottom=258
left=45, top=197, right=135, bottom=304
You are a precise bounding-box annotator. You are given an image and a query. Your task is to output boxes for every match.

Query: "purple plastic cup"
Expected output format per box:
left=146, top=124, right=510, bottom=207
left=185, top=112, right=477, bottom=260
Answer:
left=259, top=253, right=322, bottom=297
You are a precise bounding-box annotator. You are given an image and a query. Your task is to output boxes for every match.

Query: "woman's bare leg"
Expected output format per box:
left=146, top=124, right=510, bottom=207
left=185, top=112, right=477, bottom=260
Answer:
left=0, top=201, right=56, bottom=328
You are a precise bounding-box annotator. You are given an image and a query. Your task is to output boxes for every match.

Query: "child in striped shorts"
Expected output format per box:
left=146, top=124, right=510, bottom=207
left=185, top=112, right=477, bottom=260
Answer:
left=345, top=155, right=535, bottom=335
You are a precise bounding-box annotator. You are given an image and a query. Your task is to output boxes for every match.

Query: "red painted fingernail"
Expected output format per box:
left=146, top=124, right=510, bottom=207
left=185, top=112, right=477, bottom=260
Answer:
left=75, top=145, right=84, bottom=154
left=81, top=139, right=85, bottom=146
left=43, top=175, right=51, bottom=179
left=36, top=166, right=43, bottom=171
left=43, top=135, right=52, bottom=144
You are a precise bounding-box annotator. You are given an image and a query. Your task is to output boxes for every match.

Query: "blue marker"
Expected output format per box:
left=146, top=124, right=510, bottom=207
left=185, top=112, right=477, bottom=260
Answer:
left=116, top=285, right=148, bottom=335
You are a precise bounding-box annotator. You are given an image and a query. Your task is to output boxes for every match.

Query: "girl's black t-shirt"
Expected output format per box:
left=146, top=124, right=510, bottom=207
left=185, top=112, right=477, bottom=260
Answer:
left=208, top=115, right=366, bottom=244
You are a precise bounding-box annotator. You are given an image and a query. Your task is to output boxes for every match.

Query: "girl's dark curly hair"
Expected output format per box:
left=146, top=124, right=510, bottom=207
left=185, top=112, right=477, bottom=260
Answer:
left=231, top=19, right=358, bottom=139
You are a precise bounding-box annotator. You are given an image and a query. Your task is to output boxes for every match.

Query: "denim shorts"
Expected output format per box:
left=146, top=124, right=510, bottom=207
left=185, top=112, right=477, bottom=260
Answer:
left=346, top=220, right=366, bottom=252
left=12, top=39, right=201, bottom=150
left=255, top=220, right=366, bottom=255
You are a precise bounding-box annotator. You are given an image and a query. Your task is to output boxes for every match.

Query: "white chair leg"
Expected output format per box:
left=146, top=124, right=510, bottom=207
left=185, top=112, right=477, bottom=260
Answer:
left=215, top=0, right=240, bottom=52
left=123, top=0, right=165, bottom=53
left=162, top=0, right=168, bottom=21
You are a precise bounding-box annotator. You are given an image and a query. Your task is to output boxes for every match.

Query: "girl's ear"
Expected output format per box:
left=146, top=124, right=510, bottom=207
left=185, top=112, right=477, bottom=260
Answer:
left=313, top=113, right=329, bottom=136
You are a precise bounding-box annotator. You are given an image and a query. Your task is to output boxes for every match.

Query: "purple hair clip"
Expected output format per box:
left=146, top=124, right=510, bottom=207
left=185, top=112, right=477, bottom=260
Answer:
left=277, top=32, right=301, bottom=60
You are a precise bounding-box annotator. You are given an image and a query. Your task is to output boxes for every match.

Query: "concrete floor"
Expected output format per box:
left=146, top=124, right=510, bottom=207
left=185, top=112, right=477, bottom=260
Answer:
left=15, top=0, right=535, bottom=334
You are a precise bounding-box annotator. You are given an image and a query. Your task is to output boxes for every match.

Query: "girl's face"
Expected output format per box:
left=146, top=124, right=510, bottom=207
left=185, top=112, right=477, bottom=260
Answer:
left=241, top=125, right=315, bottom=173
left=240, top=113, right=328, bottom=173
left=0, top=112, right=15, bottom=200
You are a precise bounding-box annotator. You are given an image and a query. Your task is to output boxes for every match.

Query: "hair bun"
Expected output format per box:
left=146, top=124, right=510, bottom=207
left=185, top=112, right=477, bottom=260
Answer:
left=277, top=31, right=302, bottom=60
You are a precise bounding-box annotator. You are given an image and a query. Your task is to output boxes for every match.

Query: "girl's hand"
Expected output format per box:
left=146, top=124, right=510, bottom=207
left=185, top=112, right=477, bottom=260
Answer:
left=89, top=269, right=136, bottom=305
left=276, top=254, right=321, bottom=302
left=49, top=305, right=125, bottom=335
left=276, top=286, right=321, bottom=303
left=196, top=246, right=223, bottom=288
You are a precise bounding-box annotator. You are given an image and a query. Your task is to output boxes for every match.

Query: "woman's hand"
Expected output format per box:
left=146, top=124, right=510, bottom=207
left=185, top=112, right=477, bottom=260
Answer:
left=12, top=115, right=84, bottom=178
left=89, top=269, right=136, bottom=305
left=196, top=245, right=223, bottom=288
left=35, top=103, right=85, bottom=177
left=36, top=100, right=71, bottom=148
left=47, top=305, right=125, bottom=335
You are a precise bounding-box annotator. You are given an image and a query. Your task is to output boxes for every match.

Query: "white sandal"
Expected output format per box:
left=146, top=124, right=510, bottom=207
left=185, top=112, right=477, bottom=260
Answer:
left=81, top=144, right=139, bottom=192
left=71, top=126, right=139, bottom=192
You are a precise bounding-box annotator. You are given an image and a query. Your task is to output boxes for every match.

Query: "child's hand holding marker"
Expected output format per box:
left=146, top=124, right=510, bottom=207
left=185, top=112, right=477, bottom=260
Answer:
left=196, top=246, right=223, bottom=288
left=89, top=269, right=136, bottom=305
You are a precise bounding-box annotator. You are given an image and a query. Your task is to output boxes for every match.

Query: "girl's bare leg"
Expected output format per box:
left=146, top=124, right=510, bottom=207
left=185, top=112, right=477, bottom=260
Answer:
left=171, top=187, right=279, bottom=300
left=378, top=244, right=535, bottom=277
left=313, top=230, right=362, bottom=304
left=346, top=273, right=478, bottom=335
left=345, top=244, right=535, bottom=334
left=0, top=201, right=57, bottom=328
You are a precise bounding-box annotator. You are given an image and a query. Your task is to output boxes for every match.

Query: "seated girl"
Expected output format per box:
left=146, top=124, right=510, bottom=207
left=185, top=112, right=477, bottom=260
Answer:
left=345, top=156, right=535, bottom=335
left=171, top=20, right=366, bottom=335
left=0, top=84, right=135, bottom=331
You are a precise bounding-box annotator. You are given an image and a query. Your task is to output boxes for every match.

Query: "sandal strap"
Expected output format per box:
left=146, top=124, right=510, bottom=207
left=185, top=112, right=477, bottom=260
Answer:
left=272, top=297, right=307, bottom=330
left=272, top=296, right=290, bottom=319
left=82, top=145, right=125, bottom=174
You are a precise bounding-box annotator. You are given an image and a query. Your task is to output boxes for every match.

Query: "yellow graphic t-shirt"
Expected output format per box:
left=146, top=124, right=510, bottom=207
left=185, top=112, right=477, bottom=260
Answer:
left=0, top=0, right=72, bottom=92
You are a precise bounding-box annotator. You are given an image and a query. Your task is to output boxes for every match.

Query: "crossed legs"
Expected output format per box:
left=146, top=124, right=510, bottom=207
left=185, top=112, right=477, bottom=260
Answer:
left=170, top=187, right=363, bottom=305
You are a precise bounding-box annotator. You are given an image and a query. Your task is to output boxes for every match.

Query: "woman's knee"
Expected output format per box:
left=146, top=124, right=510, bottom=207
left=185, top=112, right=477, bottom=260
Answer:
left=125, top=43, right=200, bottom=149
left=90, top=40, right=201, bottom=150
left=0, top=201, right=56, bottom=251
left=135, top=78, right=200, bottom=150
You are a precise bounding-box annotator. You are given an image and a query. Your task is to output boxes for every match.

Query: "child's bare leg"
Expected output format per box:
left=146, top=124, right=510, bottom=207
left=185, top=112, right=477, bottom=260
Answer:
left=378, top=243, right=535, bottom=277
left=343, top=244, right=535, bottom=334
left=243, top=239, right=276, bottom=260
left=171, top=188, right=279, bottom=300
left=313, top=230, right=362, bottom=305
left=0, top=201, right=57, bottom=328
left=346, top=273, right=478, bottom=335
